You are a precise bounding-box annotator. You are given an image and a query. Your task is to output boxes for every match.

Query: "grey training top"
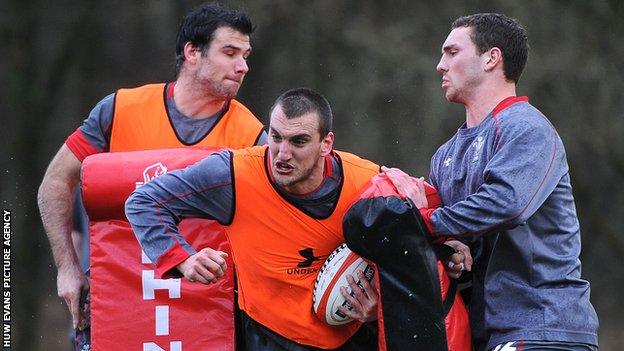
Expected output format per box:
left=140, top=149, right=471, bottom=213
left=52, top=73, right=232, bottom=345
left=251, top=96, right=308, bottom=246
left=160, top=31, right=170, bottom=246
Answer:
left=429, top=99, right=598, bottom=350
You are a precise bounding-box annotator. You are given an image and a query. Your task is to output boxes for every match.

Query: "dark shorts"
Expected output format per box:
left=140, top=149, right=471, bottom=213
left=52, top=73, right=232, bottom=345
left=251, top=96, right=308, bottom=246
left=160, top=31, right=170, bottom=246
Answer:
left=236, top=311, right=377, bottom=351
left=490, top=340, right=598, bottom=351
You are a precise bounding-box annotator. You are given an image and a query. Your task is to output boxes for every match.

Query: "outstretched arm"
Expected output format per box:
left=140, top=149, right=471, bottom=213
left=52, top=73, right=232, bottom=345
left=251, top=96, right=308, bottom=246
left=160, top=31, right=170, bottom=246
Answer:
left=125, top=151, right=235, bottom=283
left=383, top=118, right=563, bottom=238
left=380, top=167, right=473, bottom=277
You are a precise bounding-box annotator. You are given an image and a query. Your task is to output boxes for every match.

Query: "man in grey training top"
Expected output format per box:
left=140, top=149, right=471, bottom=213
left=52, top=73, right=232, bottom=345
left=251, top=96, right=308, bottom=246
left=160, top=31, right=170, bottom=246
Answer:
left=384, top=13, right=599, bottom=351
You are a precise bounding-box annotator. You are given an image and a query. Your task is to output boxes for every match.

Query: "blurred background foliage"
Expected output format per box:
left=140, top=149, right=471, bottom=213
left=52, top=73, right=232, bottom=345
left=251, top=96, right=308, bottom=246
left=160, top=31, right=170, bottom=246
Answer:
left=2, top=0, right=623, bottom=349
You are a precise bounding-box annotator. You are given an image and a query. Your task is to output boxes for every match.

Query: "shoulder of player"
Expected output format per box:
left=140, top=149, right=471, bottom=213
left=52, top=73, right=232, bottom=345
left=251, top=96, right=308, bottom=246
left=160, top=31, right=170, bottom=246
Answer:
left=487, top=103, right=560, bottom=149
left=333, top=150, right=379, bottom=173
left=495, top=101, right=553, bottom=131
left=227, top=99, right=261, bottom=120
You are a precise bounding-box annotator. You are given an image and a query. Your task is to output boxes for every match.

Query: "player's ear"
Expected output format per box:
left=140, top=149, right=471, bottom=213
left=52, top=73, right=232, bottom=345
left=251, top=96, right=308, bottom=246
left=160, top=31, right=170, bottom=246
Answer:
left=183, top=42, right=201, bottom=65
left=483, top=47, right=502, bottom=72
left=320, top=132, right=334, bottom=157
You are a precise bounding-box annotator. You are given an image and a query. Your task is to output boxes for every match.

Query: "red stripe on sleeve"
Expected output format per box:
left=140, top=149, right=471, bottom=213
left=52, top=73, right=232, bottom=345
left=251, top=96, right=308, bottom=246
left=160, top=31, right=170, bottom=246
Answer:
left=65, top=129, right=102, bottom=162
left=155, top=243, right=191, bottom=278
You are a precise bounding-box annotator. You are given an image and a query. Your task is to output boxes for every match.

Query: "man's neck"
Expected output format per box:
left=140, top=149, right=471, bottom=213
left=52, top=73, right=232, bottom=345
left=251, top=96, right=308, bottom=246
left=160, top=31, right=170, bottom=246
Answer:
left=287, top=171, right=325, bottom=196
left=288, top=156, right=332, bottom=196
left=464, top=81, right=517, bottom=128
left=173, top=78, right=227, bottom=119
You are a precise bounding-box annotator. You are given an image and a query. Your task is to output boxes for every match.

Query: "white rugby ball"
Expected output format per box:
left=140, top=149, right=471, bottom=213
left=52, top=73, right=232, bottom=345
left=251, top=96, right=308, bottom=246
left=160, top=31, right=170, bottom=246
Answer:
left=313, top=243, right=375, bottom=325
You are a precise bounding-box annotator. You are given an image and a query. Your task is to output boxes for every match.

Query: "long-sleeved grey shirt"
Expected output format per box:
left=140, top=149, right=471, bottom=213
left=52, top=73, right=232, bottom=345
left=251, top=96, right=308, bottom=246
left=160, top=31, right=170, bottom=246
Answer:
left=429, top=97, right=598, bottom=350
left=125, top=150, right=342, bottom=275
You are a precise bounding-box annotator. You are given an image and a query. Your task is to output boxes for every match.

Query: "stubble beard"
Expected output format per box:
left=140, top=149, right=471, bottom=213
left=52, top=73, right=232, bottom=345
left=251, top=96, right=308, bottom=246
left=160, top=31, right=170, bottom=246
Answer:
left=272, top=164, right=316, bottom=192
left=202, top=78, right=239, bottom=101
left=446, top=74, right=482, bottom=105
left=195, top=65, right=240, bottom=100
left=273, top=168, right=302, bottom=189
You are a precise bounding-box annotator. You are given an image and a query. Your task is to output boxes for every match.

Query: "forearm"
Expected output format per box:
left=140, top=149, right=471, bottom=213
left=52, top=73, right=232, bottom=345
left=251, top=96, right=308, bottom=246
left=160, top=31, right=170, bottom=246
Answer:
left=125, top=189, right=197, bottom=271
left=38, top=178, right=81, bottom=270
left=38, top=146, right=83, bottom=273
left=429, top=186, right=528, bottom=236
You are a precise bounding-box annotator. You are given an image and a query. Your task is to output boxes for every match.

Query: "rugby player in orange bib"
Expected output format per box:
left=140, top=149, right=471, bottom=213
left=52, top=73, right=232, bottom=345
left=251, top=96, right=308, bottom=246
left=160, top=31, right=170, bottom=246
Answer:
left=37, top=4, right=265, bottom=349
left=126, top=88, right=471, bottom=350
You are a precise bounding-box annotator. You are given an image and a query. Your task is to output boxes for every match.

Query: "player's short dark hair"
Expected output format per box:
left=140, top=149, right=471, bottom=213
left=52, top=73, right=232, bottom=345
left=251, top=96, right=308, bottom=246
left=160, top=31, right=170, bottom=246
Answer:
left=270, top=88, right=333, bottom=139
left=175, top=3, right=254, bottom=75
left=452, top=13, right=528, bottom=83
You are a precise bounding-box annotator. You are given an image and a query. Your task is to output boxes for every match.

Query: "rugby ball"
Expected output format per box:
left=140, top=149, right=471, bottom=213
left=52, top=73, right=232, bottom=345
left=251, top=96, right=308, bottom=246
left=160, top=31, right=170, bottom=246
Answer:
left=313, top=243, right=375, bottom=325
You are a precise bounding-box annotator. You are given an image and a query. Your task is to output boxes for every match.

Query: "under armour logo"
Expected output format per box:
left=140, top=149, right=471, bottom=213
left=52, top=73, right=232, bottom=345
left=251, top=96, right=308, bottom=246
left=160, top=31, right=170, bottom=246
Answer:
left=444, top=157, right=452, bottom=167
left=297, top=248, right=321, bottom=267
